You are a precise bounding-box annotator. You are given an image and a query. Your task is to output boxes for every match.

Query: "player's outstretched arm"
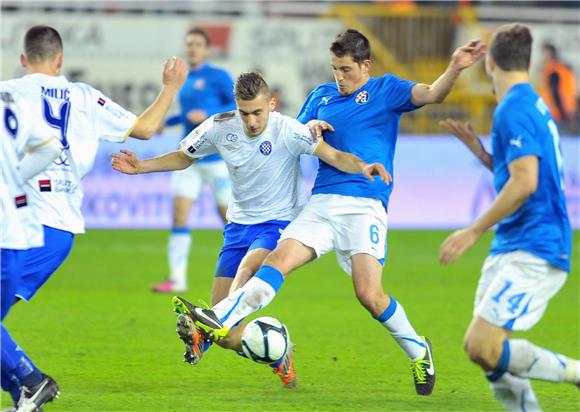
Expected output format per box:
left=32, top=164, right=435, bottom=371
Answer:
left=411, top=40, right=486, bottom=106
left=130, top=57, right=188, bottom=139
left=313, top=141, right=392, bottom=184
left=111, top=149, right=195, bottom=175
left=439, top=155, right=538, bottom=265
left=440, top=118, right=493, bottom=171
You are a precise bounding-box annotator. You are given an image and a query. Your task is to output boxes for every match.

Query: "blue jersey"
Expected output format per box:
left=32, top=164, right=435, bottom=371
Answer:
left=297, top=75, right=420, bottom=208
left=167, top=63, right=235, bottom=162
left=489, top=83, right=571, bottom=272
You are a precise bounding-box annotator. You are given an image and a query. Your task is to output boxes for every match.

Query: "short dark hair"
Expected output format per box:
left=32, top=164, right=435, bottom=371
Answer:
left=490, top=23, right=532, bottom=71
left=24, top=25, right=63, bottom=64
left=186, top=27, right=211, bottom=47
left=542, top=43, right=557, bottom=60
left=330, top=29, right=371, bottom=63
left=234, top=72, right=270, bottom=101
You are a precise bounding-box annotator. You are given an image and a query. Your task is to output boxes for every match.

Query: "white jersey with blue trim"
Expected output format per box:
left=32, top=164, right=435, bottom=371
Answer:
left=1, top=74, right=137, bottom=234
left=180, top=111, right=319, bottom=224
left=0, top=91, right=57, bottom=249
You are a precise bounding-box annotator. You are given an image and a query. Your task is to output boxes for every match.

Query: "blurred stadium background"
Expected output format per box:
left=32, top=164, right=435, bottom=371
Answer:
left=2, top=0, right=579, bottom=231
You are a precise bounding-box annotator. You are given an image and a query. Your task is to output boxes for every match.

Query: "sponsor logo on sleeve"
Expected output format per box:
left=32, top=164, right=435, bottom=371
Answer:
left=292, top=132, right=313, bottom=145
left=97, top=97, right=106, bottom=106
left=509, top=135, right=523, bottom=148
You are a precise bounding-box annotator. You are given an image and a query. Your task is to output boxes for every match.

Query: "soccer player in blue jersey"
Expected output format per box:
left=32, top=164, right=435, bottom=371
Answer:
left=172, top=29, right=485, bottom=395
left=153, top=27, right=236, bottom=296
left=440, top=23, right=579, bottom=411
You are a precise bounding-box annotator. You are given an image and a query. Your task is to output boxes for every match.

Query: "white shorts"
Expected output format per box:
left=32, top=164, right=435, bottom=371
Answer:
left=474, top=251, right=567, bottom=331
left=279, top=194, right=387, bottom=275
left=171, top=161, right=230, bottom=206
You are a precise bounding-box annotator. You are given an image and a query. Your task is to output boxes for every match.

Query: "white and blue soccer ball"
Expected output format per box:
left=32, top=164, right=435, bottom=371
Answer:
left=241, top=317, right=289, bottom=364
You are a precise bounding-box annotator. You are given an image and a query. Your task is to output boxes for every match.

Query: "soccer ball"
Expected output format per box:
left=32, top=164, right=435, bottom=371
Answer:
left=241, top=317, right=289, bottom=364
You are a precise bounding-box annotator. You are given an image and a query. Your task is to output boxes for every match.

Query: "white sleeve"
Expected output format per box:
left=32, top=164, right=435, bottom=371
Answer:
left=179, top=117, right=218, bottom=159
left=19, top=137, right=61, bottom=181
left=88, top=86, right=137, bottom=142
left=281, top=116, right=320, bottom=157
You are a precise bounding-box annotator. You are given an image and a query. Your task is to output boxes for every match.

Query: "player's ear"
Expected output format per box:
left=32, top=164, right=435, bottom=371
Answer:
left=361, top=59, right=372, bottom=75
left=269, top=97, right=276, bottom=111
left=55, top=52, right=64, bottom=71
left=20, top=53, right=28, bottom=69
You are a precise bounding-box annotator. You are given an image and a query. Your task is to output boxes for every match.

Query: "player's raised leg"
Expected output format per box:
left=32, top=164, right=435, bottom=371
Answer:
left=351, top=253, right=435, bottom=396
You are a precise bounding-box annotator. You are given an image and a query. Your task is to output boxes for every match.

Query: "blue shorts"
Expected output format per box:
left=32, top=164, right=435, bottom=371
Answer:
left=215, top=220, right=290, bottom=278
left=1, top=249, right=25, bottom=320
left=16, top=226, right=74, bottom=302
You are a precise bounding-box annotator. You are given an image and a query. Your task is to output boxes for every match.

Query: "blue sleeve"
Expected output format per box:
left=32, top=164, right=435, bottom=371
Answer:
left=165, top=114, right=181, bottom=127
left=382, top=74, right=421, bottom=114
left=504, top=113, right=542, bottom=164
left=296, top=89, right=320, bottom=124
left=216, top=70, right=236, bottom=113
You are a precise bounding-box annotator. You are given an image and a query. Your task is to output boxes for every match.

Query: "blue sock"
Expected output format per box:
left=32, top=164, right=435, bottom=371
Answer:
left=1, top=368, right=21, bottom=403
left=486, top=340, right=510, bottom=382
left=255, top=265, right=284, bottom=293
left=1, top=326, right=43, bottom=387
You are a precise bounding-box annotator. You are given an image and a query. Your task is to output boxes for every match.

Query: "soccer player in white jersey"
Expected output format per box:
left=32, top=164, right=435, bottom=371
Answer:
left=112, top=72, right=390, bottom=387
left=1, top=92, right=61, bottom=411
left=171, top=29, right=486, bottom=395
left=439, top=24, right=578, bottom=411
left=0, top=25, right=186, bottom=405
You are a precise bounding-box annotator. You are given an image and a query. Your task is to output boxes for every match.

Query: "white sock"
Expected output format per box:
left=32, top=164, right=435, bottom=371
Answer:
left=213, top=265, right=283, bottom=329
left=168, top=229, right=191, bottom=289
left=507, top=339, right=580, bottom=384
left=487, top=372, right=541, bottom=412
left=375, top=297, right=425, bottom=360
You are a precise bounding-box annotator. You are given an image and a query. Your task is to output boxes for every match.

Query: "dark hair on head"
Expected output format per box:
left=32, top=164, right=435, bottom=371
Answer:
left=234, top=72, right=270, bottom=101
left=542, top=43, right=557, bottom=60
left=330, top=29, right=371, bottom=63
left=490, top=23, right=532, bottom=71
left=186, top=27, right=211, bottom=47
left=24, top=25, right=63, bottom=64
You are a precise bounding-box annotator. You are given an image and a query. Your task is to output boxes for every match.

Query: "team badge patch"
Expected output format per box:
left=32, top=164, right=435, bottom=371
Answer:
left=355, top=90, right=369, bottom=105
left=259, top=141, right=272, bottom=156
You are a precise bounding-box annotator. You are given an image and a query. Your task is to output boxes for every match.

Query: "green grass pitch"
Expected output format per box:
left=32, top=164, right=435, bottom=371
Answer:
left=2, top=230, right=578, bottom=411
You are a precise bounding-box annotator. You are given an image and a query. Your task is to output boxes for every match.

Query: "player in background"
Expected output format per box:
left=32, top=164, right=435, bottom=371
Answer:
left=1, top=92, right=61, bottom=411
left=112, top=72, right=390, bottom=388
left=173, top=29, right=486, bottom=396
left=439, top=23, right=578, bottom=411
left=0, top=25, right=186, bottom=407
left=152, top=27, right=236, bottom=295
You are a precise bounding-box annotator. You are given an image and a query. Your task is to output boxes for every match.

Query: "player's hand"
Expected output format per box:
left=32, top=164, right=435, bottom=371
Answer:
left=362, top=163, right=392, bottom=185
left=449, top=40, right=487, bottom=71
left=111, top=149, right=142, bottom=174
left=163, top=56, right=187, bottom=90
left=306, top=119, right=334, bottom=142
left=187, top=110, right=208, bottom=125
left=439, top=226, right=482, bottom=265
left=440, top=118, right=482, bottom=150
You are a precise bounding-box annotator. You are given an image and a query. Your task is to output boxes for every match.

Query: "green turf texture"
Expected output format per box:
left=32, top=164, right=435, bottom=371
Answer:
left=2, top=230, right=578, bottom=411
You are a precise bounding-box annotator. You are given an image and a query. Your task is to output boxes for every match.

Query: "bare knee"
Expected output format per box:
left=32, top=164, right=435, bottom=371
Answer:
left=464, top=335, right=503, bottom=371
